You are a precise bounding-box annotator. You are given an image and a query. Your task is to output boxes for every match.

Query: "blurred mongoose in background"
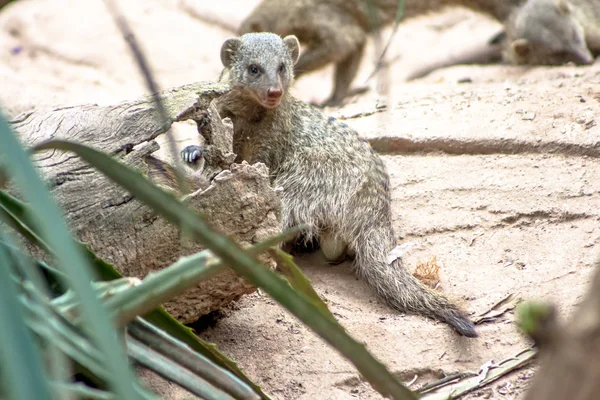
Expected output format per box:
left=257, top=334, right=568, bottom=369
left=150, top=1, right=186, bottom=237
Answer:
left=182, top=32, right=477, bottom=337
left=502, top=0, right=599, bottom=65
left=407, top=0, right=599, bottom=79
left=238, top=0, right=524, bottom=106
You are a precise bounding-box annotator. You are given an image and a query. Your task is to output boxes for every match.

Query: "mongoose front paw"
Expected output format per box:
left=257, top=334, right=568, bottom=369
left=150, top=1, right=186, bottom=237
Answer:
left=180, top=145, right=204, bottom=164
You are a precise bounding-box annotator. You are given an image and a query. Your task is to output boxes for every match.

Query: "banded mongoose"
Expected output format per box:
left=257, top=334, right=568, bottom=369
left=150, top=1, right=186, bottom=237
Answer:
left=238, top=0, right=525, bottom=106
left=502, top=0, right=599, bottom=65
left=182, top=33, right=477, bottom=337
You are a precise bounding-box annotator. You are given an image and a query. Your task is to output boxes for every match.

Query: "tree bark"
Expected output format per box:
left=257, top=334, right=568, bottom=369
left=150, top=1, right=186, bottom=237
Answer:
left=9, top=81, right=282, bottom=324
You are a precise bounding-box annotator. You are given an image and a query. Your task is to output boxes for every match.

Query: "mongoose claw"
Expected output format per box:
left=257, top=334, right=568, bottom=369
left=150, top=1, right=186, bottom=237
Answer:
left=180, top=145, right=204, bottom=164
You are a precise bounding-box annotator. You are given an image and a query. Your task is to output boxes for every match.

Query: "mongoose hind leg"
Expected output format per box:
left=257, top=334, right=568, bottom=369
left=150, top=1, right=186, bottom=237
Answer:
left=319, top=231, right=349, bottom=264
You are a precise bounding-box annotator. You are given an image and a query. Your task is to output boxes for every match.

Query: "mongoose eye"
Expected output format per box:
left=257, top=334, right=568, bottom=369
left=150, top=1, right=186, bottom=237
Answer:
left=248, top=64, right=259, bottom=74
left=279, top=63, right=285, bottom=73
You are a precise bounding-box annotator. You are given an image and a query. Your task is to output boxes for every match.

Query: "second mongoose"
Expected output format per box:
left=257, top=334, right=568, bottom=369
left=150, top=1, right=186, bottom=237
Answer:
left=238, top=0, right=524, bottom=106
left=502, top=0, right=599, bottom=65
left=182, top=33, right=477, bottom=337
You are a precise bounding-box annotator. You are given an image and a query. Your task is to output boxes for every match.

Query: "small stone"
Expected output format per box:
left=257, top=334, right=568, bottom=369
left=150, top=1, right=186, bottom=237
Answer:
left=522, top=112, right=536, bottom=121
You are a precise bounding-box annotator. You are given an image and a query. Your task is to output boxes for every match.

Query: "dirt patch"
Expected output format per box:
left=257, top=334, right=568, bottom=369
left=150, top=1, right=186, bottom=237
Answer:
left=1, top=1, right=599, bottom=399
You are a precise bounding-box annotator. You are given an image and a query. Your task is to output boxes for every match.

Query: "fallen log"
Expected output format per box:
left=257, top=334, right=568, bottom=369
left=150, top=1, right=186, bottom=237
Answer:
left=9, top=81, right=282, bottom=323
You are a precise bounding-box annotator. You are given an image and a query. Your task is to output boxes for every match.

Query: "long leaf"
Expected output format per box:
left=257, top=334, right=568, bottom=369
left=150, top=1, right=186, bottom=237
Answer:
left=0, top=116, right=140, bottom=399
left=0, top=226, right=52, bottom=400
left=33, top=139, right=417, bottom=400
left=269, top=248, right=336, bottom=321
left=0, top=188, right=270, bottom=398
left=51, top=382, right=114, bottom=400
left=106, top=251, right=223, bottom=326
left=128, top=318, right=259, bottom=400
left=0, top=231, right=72, bottom=390
left=127, top=336, right=237, bottom=400
left=107, top=227, right=304, bottom=326
left=143, top=308, right=269, bottom=399
left=17, top=276, right=159, bottom=399
left=0, top=189, right=53, bottom=254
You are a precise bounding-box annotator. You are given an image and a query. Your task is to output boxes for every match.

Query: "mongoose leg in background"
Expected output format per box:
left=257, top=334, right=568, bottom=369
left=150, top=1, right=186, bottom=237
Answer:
left=321, top=42, right=366, bottom=107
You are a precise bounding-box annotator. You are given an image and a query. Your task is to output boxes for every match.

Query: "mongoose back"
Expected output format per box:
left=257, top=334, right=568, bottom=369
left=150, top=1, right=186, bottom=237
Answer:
left=183, top=32, right=477, bottom=337
left=238, top=0, right=524, bottom=106
left=502, top=0, right=599, bottom=65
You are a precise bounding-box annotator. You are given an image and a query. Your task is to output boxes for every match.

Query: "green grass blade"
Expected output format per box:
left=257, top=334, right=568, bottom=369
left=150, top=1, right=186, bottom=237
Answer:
left=51, top=382, right=114, bottom=400
left=106, top=251, right=223, bottom=325
left=0, top=116, right=140, bottom=399
left=107, top=227, right=304, bottom=326
left=19, top=294, right=108, bottom=380
left=0, top=189, right=53, bottom=254
left=129, top=318, right=259, bottom=400
left=143, top=308, right=271, bottom=399
left=0, top=226, right=52, bottom=400
left=0, top=187, right=269, bottom=399
left=0, top=189, right=124, bottom=282
left=18, top=278, right=159, bottom=400
left=364, top=0, right=406, bottom=82
left=269, top=248, right=336, bottom=321
left=33, top=139, right=417, bottom=400
left=127, top=337, right=237, bottom=400
left=0, top=230, right=72, bottom=390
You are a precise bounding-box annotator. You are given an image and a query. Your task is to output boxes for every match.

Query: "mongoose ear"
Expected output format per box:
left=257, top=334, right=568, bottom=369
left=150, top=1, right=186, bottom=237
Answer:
left=555, top=0, right=572, bottom=14
left=221, top=38, right=242, bottom=68
left=283, top=35, right=300, bottom=64
left=511, top=39, right=530, bottom=57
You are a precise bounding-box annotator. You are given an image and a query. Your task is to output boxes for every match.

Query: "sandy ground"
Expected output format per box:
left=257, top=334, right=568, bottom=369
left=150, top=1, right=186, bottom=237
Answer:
left=1, top=0, right=600, bottom=399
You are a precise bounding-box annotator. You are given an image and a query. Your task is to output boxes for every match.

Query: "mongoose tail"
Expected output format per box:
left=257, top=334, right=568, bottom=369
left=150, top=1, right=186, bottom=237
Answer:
left=353, top=230, right=477, bottom=337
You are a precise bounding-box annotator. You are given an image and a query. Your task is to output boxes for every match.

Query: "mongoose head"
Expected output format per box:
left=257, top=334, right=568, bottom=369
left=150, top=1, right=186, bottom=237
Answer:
left=221, top=33, right=300, bottom=109
left=504, top=0, right=593, bottom=65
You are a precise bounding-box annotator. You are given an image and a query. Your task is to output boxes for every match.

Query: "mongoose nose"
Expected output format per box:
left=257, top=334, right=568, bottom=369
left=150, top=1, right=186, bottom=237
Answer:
left=573, top=48, right=594, bottom=65
left=267, top=88, right=283, bottom=99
